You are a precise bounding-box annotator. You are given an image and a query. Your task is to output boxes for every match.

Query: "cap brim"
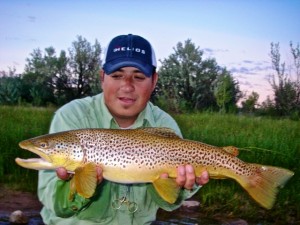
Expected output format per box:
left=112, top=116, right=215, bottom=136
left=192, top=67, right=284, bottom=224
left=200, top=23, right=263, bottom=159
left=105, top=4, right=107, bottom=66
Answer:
left=103, top=58, right=154, bottom=77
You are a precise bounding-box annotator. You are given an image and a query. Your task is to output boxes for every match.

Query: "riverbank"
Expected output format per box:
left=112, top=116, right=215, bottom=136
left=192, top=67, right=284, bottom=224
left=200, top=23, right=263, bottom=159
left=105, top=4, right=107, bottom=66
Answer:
left=0, top=187, right=248, bottom=225
left=0, top=185, right=42, bottom=214
left=1, top=187, right=298, bottom=225
left=0, top=185, right=42, bottom=225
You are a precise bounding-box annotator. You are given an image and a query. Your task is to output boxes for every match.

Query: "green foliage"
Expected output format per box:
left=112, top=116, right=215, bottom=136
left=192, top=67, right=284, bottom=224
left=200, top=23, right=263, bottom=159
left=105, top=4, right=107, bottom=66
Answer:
left=156, top=39, right=239, bottom=113
left=68, top=36, right=102, bottom=99
left=19, top=36, right=102, bottom=106
left=0, top=106, right=55, bottom=191
left=174, top=112, right=299, bottom=222
left=1, top=36, right=299, bottom=120
left=0, top=75, right=22, bottom=105
left=241, top=91, right=259, bottom=113
left=267, top=42, right=300, bottom=117
left=213, top=69, right=241, bottom=113
left=2, top=106, right=299, bottom=222
left=23, top=47, right=58, bottom=105
left=0, top=68, right=22, bottom=105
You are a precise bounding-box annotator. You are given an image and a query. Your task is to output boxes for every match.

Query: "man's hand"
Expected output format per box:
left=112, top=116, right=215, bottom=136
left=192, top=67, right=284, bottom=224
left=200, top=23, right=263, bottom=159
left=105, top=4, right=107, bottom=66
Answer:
left=56, top=167, right=71, bottom=180
left=56, top=166, right=104, bottom=184
left=160, top=165, right=209, bottom=189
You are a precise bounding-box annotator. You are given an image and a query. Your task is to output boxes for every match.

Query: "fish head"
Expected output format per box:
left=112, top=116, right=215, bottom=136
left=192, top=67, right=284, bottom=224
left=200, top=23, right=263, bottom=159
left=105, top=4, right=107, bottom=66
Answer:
left=16, top=131, right=84, bottom=171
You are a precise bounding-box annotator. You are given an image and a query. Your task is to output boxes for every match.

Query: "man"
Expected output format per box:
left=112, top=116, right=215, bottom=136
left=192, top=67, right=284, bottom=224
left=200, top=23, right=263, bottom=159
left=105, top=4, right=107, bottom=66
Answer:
left=38, top=34, right=209, bottom=225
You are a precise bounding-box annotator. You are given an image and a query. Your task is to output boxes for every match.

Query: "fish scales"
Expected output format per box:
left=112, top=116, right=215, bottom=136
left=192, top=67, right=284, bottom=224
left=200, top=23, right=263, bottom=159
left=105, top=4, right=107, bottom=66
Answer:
left=72, top=129, right=265, bottom=180
left=16, top=128, right=294, bottom=209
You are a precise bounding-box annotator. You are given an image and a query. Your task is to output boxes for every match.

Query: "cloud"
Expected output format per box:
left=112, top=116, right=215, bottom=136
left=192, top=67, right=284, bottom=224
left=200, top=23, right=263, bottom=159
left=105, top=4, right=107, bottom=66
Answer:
left=5, top=36, right=20, bottom=41
left=203, top=48, right=213, bottom=53
left=27, top=16, right=36, bottom=23
left=203, top=48, right=229, bottom=57
left=254, top=60, right=270, bottom=66
left=242, top=60, right=254, bottom=64
left=13, top=61, right=20, bottom=66
left=26, top=38, right=37, bottom=42
left=234, top=74, right=247, bottom=79
left=239, top=80, right=254, bottom=89
left=4, top=36, right=36, bottom=43
left=228, top=59, right=273, bottom=75
left=230, top=66, right=256, bottom=75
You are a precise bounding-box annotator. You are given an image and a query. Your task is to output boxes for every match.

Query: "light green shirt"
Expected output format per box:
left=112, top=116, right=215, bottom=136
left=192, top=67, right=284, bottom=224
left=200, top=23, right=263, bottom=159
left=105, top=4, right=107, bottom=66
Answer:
left=38, top=93, right=200, bottom=225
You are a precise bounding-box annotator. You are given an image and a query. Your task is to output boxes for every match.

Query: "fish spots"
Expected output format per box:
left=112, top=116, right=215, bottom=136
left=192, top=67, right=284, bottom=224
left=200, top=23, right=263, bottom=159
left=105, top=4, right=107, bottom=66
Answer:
left=43, top=128, right=255, bottom=180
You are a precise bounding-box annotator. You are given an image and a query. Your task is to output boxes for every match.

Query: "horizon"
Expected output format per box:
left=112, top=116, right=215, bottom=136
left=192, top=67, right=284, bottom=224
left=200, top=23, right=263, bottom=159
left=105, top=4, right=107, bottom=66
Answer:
left=1, top=0, right=299, bottom=103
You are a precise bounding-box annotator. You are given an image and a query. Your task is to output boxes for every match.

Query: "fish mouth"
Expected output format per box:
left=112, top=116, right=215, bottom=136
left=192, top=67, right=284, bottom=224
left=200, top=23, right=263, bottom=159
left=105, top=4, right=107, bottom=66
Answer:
left=16, top=140, right=55, bottom=170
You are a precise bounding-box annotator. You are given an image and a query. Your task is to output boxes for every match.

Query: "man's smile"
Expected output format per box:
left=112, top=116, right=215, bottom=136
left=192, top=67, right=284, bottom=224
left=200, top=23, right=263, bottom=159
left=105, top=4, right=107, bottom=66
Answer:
left=118, top=97, right=136, bottom=105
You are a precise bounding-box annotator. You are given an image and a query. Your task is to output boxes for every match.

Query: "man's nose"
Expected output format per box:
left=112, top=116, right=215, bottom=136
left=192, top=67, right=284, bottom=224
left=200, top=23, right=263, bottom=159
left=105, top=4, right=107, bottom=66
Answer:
left=121, top=77, right=135, bottom=92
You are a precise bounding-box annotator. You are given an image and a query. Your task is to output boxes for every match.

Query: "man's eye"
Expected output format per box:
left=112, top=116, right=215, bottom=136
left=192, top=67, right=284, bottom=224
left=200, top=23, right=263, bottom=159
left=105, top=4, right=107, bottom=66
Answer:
left=111, top=74, right=122, bottom=79
left=134, top=75, right=146, bottom=80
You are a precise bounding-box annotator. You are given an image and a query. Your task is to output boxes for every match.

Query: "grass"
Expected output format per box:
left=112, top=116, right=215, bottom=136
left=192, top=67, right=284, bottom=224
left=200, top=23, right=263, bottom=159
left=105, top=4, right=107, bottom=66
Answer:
left=0, top=106, right=299, bottom=223
left=0, top=106, right=55, bottom=191
left=174, top=113, right=300, bottom=224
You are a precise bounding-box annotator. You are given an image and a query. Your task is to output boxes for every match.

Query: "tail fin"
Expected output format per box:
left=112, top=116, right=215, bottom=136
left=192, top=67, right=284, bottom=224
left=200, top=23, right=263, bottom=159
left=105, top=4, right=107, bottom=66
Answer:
left=239, top=164, right=294, bottom=209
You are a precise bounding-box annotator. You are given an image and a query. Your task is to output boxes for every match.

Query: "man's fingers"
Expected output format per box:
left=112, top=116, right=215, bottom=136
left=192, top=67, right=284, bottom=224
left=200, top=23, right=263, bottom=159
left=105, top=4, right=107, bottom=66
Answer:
left=183, top=165, right=196, bottom=190
left=176, top=165, right=186, bottom=187
left=176, top=165, right=209, bottom=189
left=160, top=173, right=169, bottom=179
left=56, top=166, right=105, bottom=184
left=96, top=166, right=103, bottom=184
left=196, top=170, right=209, bottom=185
left=56, top=167, right=71, bottom=180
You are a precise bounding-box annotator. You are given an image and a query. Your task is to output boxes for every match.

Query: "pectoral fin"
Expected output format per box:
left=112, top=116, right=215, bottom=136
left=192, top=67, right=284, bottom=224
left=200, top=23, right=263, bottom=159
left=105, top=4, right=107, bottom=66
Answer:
left=152, top=177, right=180, bottom=204
left=73, top=162, right=98, bottom=198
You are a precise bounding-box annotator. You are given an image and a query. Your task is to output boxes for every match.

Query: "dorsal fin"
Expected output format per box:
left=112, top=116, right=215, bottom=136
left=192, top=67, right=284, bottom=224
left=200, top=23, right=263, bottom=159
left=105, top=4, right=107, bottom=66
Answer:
left=221, top=146, right=239, bottom=157
left=140, top=127, right=181, bottom=139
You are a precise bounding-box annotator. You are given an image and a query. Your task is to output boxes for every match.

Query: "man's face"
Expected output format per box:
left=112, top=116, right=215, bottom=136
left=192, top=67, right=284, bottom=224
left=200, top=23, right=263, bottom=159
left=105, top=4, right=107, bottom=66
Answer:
left=101, top=67, right=158, bottom=127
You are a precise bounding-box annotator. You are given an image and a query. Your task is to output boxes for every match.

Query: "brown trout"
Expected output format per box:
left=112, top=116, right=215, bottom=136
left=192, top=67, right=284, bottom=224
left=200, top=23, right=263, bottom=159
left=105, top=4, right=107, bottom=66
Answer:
left=15, top=128, right=294, bottom=209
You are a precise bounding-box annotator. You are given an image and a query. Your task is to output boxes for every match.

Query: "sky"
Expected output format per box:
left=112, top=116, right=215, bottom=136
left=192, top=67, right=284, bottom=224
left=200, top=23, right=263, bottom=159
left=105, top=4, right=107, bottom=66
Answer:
left=0, top=0, right=299, bottom=103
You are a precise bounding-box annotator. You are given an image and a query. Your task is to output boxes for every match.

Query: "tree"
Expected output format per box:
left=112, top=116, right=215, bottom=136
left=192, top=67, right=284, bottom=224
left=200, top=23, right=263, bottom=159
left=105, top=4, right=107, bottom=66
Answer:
left=290, top=42, right=300, bottom=109
left=51, top=50, right=71, bottom=105
left=214, top=69, right=241, bottom=113
left=68, top=36, right=102, bottom=99
left=157, top=39, right=239, bottom=112
left=241, top=91, right=259, bottom=113
left=0, top=68, right=22, bottom=105
left=259, top=96, right=277, bottom=116
left=268, top=42, right=300, bottom=116
left=22, top=36, right=102, bottom=106
left=23, top=47, right=65, bottom=105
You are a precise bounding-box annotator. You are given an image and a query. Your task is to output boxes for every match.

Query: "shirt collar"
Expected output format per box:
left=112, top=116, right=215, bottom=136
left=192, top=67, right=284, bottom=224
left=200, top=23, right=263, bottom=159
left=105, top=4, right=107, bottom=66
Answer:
left=96, top=93, right=114, bottom=128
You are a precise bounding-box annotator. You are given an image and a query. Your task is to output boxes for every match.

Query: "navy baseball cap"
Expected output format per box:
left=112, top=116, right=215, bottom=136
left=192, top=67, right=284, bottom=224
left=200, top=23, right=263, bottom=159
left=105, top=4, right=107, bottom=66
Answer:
left=103, top=34, right=157, bottom=77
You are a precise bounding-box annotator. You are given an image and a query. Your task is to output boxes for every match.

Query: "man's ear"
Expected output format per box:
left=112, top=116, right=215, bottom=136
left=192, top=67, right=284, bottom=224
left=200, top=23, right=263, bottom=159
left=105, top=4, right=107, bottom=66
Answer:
left=100, top=69, right=105, bottom=82
left=151, top=72, right=158, bottom=91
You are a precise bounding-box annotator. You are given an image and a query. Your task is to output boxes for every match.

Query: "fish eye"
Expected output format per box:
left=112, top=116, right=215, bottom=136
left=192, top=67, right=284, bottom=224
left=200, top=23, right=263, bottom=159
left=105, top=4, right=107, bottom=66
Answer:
left=39, top=141, right=49, bottom=148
